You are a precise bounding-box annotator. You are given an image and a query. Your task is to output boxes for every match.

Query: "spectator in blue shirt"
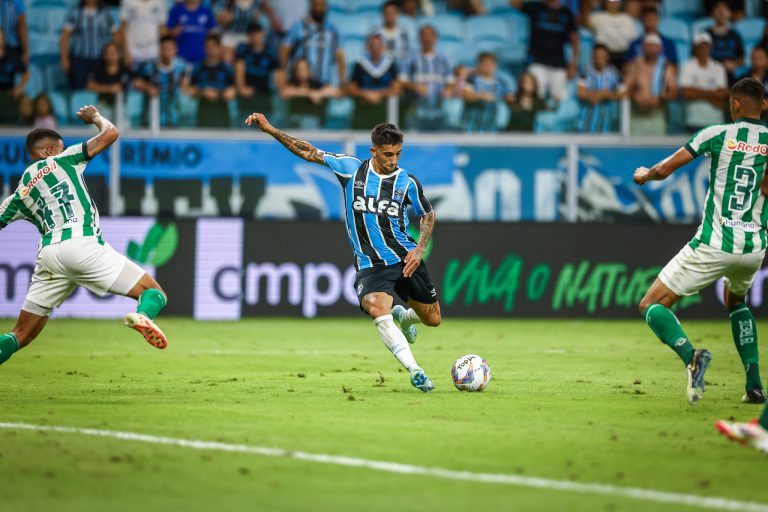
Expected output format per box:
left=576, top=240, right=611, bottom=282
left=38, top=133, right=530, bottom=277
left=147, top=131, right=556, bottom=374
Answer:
left=625, top=6, right=678, bottom=68
left=183, top=34, right=236, bottom=127
left=235, top=22, right=278, bottom=121
left=577, top=44, right=624, bottom=132
left=279, top=0, right=345, bottom=87
left=133, top=35, right=190, bottom=127
left=348, top=33, right=400, bottom=130
left=399, top=24, right=453, bottom=131
left=0, top=0, right=28, bottom=65
left=60, top=0, right=118, bottom=90
left=167, top=0, right=217, bottom=64
left=706, top=0, right=744, bottom=83
left=462, top=52, right=514, bottom=133
left=0, top=28, right=27, bottom=125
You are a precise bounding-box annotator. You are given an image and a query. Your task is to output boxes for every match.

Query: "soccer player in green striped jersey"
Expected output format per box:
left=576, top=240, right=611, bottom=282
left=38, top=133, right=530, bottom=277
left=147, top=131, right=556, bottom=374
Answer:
left=0, top=105, right=169, bottom=367
left=634, top=78, right=768, bottom=405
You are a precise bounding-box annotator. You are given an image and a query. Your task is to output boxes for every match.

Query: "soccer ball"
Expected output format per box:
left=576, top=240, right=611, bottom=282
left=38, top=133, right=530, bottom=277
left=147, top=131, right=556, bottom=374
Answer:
left=451, top=354, right=491, bottom=391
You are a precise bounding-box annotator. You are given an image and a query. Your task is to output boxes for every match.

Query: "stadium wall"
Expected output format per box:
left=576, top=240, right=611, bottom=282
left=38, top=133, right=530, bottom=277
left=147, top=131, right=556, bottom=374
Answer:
left=2, top=219, right=765, bottom=320
left=0, top=131, right=708, bottom=223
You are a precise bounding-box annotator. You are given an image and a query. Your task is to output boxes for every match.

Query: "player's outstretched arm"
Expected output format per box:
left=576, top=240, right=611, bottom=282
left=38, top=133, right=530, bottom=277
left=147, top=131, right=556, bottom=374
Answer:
left=76, top=105, right=119, bottom=158
left=245, top=112, right=327, bottom=166
left=633, top=147, right=694, bottom=186
left=403, top=210, right=435, bottom=278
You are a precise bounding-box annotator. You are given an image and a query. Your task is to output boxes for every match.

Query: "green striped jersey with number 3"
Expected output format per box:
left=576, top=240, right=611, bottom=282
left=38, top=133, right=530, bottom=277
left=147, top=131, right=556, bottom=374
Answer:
left=0, top=142, right=101, bottom=247
left=685, top=119, right=768, bottom=254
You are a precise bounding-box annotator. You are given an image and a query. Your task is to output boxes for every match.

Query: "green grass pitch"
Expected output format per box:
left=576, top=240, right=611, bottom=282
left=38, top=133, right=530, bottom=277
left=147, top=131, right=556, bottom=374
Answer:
left=1, top=317, right=767, bottom=512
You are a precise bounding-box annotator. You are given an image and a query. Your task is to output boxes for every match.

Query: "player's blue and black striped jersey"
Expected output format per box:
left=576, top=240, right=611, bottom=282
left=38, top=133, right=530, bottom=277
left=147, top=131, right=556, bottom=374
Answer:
left=324, top=153, right=432, bottom=270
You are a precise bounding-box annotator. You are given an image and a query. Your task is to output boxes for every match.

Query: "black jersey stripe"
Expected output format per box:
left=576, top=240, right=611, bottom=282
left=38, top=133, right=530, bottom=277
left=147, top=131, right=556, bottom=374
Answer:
left=376, top=176, right=409, bottom=259
left=351, top=162, right=384, bottom=266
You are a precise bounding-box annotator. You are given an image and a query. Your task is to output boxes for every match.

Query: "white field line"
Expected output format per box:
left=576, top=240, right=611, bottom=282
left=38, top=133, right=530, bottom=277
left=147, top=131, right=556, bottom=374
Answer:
left=1, top=421, right=767, bottom=512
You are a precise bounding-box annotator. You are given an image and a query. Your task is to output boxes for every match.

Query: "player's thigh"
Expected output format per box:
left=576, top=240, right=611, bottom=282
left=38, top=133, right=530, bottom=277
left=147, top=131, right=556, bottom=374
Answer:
left=723, top=250, right=766, bottom=298
left=654, top=244, right=724, bottom=302
left=407, top=299, right=442, bottom=327
left=355, top=266, right=399, bottom=316
left=61, top=238, right=145, bottom=298
left=398, top=263, right=441, bottom=326
left=24, top=249, right=77, bottom=317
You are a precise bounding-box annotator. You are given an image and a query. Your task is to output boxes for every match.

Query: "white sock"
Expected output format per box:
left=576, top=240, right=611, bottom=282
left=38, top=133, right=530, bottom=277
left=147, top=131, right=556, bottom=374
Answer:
left=374, top=314, right=419, bottom=372
left=400, top=308, right=421, bottom=328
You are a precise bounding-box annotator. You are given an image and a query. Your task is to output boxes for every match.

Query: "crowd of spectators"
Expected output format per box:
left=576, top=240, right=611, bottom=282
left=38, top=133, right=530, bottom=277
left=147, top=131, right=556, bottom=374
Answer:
left=0, top=0, right=766, bottom=133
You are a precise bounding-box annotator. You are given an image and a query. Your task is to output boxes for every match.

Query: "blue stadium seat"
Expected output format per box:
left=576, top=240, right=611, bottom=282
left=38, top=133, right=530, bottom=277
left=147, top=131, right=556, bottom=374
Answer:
left=735, top=18, right=766, bottom=45
left=24, top=65, right=45, bottom=98
left=658, top=17, right=691, bottom=42
left=70, top=90, right=98, bottom=114
left=661, top=0, right=704, bottom=20
left=675, top=40, right=692, bottom=62
left=125, top=90, right=146, bottom=128
left=342, top=38, right=365, bottom=75
left=48, top=90, right=71, bottom=126
left=325, top=97, right=354, bottom=129
left=443, top=97, right=464, bottom=130
left=690, top=17, right=714, bottom=37
left=485, top=0, right=515, bottom=14
left=499, top=10, right=530, bottom=46
left=44, top=62, right=69, bottom=91
left=419, top=14, right=466, bottom=43
left=494, top=40, right=528, bottom=68
left=330, top=12, right=373, bottom=40
left=347, top=0, right=383, bottom=14
left=467, top=16, right=511, bottom=44
left=495, top=101, right=511, bottom=130
left=177, top=94, right=198, bottom=127
left=438, top=40, right=463, bottom=66
left=328, top=0, right=348, bottom=14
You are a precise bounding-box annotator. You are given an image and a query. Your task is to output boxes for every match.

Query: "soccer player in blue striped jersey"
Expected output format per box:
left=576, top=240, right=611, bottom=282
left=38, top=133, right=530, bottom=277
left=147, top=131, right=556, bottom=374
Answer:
left=634, top=78, right=768, bottom=405
left=246, top=112, right=440, bottom=392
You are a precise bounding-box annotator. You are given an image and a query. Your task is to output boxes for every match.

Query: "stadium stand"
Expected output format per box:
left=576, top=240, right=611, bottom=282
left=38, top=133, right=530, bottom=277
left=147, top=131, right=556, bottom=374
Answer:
left=6, top=0, right=768, bottom=133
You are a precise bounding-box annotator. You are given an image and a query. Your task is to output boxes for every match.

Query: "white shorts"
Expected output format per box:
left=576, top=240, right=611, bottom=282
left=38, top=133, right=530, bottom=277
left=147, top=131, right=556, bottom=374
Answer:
left=659, top=243, right=766, bottom=297
left=528, top=63, right=569, bottom=101
left=23, top=237, right=145, bottom=315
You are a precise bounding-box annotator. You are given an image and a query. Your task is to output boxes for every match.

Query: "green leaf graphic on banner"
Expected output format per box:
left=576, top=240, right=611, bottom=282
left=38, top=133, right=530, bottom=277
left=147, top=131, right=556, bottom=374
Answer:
left=152, top=224, right=178, bottom=267
left=127, top=222, right=178, bottom=268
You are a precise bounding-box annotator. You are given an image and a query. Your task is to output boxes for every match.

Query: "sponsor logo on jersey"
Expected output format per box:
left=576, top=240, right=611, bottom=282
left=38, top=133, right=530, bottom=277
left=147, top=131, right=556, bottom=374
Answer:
left=719, top=217, right=760, bottom=231
left=725, top=139, right=768, bottom=155
left=352, top=196, right=402, bottom=217
left=20, top=161, right=58, bottom=197
left=354, top=180, right=365, bottom=187
left=393, top=189, right=405, bottom=200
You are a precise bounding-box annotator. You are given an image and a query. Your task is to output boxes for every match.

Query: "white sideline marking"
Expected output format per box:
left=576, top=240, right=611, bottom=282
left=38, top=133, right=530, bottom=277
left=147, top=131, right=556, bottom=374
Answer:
left=1, top=421, right=767, bottom=512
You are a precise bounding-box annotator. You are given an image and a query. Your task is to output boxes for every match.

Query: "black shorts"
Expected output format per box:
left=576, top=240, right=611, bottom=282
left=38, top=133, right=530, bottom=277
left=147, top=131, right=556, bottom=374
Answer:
left=354, top=262, right=438, bottom=311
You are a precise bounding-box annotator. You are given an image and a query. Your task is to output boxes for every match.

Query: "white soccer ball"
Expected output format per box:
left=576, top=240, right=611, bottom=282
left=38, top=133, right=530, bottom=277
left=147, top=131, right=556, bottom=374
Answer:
left=451, top=354, right=491, bottom=391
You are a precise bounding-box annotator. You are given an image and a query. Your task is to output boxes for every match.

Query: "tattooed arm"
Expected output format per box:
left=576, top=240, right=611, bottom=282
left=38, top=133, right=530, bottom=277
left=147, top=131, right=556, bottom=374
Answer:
left=403, top=210, right=435, bottom=278
left=245, top=112, right=326, bottom=166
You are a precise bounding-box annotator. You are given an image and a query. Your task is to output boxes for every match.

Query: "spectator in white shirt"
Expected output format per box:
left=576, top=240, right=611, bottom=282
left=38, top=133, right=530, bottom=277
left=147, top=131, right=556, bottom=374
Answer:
left=587, top=0, right=638, bottom=69
left=679, top=32, right=729, bottom=132
left=370, top=1, right=410, bottom=65
left=118, top=0, right=168, bottom=72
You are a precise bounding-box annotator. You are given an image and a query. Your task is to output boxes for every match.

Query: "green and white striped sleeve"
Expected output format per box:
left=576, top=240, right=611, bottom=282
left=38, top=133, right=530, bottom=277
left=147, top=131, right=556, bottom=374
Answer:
left=0, top=193, right=25, bottom=230
left=685, top=125, right=724, bottom=157
left=54, top=142, right=92, bottom=171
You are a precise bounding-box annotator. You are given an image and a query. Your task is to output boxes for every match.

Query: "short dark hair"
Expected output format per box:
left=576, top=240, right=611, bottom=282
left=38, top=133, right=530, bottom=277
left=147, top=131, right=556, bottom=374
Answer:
left=730, top=77, right=764, bottom=107
left=477, top=51, right=496, bottom=63
left=641, top=6, right=659, bottom=17
left=371, top=123, right=404, bottom=147
left=160, top=35, right=176, bottom=45
left=382, top=0, right=399, bottom=11
left=593, top=43, right=610, bottom=54
left=26, top=128, right=62, bottom=152
left=205, top=33, right=221, bottom=45
left=247, top=21, right=263, bottom=33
